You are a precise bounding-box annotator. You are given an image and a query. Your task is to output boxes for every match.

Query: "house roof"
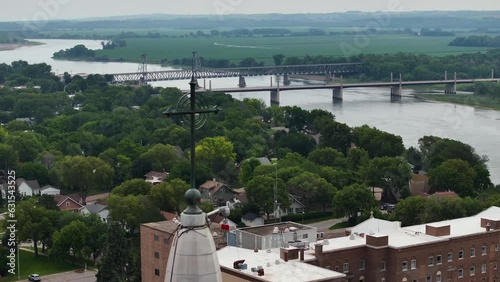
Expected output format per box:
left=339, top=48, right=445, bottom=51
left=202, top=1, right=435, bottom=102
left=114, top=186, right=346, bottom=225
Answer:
left=54, top=193, right=83, bottom=208
left=144, top=171, right=169, bottom=180
left=161, top=211, right=177, bottom=221
left=40, top=185, right=59, bottom=192
left=199, top=180, right=232, bottom=195
left=83, top=203, right=107, bottom=214
left=289, top=194, right=305, bottom=208
left=16, top=178, right=40, bottom=191
left=174, top=146, right=185, bottom=158
left=209, top=214, right=226, bottom=225
left=242, top=212, right=260, bottom=221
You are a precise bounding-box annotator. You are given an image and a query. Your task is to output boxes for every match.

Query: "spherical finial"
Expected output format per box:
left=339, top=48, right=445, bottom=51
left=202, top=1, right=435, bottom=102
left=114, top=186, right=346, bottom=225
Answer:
left=184, top=189, right=202, bottom=214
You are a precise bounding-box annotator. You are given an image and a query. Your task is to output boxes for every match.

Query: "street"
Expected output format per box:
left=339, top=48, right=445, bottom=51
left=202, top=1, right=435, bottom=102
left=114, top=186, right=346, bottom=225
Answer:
left=16, top=270, right=96, bottom=282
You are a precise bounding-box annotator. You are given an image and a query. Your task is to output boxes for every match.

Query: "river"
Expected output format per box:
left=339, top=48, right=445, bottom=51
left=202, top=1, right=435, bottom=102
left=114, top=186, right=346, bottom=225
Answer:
left=1, top=39, right=500, bottom=184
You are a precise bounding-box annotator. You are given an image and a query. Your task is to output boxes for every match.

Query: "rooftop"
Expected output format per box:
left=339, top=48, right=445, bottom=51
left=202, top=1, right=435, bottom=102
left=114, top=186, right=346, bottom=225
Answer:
left=218, top=246, right=345, bottom=282
left=312, top=206, right=500, bottom=253
left=239, top=222, right=315, bottom=237
left=142, top=220, right=179, bottom=234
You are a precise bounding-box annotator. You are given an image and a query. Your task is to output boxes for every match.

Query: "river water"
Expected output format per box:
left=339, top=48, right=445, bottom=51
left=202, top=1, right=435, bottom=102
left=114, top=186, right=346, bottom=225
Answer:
left=2, top=39, right=500, bottom=184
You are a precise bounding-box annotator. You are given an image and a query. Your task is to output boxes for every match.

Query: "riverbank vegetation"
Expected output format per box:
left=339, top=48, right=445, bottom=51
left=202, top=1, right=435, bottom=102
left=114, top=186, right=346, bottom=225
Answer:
left=449, top=35, right=500, bottom=47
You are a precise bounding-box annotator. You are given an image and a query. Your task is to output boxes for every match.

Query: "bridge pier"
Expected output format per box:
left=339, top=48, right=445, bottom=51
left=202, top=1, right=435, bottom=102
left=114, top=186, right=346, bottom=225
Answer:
left=332, top=87, right=343, bottom=101
left=283, top=74, right=291, bottom=86
left=390, top=85, right=402, bottom=100
left=270, top=89, right=280, bottom=106
left=325, top=72, right=334, bottom=83
left=238, top=75, right=247, bottom=88
left=445, top=84, right=457, bottom=95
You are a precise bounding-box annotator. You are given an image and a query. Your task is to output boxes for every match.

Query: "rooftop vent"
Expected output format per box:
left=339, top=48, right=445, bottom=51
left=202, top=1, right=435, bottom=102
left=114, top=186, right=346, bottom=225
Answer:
left=273, top=227, right=279, bottom=234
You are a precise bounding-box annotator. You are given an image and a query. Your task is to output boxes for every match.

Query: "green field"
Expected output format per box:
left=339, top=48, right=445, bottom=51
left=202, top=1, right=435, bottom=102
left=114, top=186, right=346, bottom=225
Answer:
left=93, top=34, right=492, bottom=65
left=2, top=249, right=79, bottom=282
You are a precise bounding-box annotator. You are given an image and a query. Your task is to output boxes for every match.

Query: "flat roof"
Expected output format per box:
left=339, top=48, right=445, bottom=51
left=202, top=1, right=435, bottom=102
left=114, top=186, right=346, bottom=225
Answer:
left=141, top=221, right=179, bottom=233
left=309, top=206, right=500, bottom=252
left=239, top=222, right=315, bottom=236
left=218, top=246, right=345, bottom=282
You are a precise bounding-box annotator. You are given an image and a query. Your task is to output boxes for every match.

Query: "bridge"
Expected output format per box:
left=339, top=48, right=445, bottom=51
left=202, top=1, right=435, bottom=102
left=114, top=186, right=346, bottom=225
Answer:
left=192, top=76, right=499, bottom=105
left=111, top=63, right=362, bottom=84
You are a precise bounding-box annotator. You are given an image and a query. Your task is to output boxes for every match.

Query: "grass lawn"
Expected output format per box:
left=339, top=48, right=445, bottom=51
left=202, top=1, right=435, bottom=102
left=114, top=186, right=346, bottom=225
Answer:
left=2, top=249, right=79, bottom=282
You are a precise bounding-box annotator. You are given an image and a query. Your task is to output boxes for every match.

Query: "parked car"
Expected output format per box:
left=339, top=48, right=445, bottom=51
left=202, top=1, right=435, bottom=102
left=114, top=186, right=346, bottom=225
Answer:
left=380, top=203, right=396, bottom=211
left=28, top=274, right=41, bottom=281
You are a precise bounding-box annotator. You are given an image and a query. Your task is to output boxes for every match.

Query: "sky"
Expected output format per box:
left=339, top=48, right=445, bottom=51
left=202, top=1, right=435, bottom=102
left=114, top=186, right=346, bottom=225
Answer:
left=1, top=0, right=499, bottom=22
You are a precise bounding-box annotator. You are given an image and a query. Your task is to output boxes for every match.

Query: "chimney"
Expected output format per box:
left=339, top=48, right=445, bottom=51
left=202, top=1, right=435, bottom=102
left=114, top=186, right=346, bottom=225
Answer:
left=299, top=249, right=305, bottom=261
left=486, top=222, right=491, bottom=232
left=315, top=244, right=323, bottom=256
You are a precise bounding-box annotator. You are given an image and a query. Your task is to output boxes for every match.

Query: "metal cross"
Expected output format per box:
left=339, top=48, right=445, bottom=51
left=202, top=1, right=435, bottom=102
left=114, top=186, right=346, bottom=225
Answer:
left=164, top=51, right=219, bottom=214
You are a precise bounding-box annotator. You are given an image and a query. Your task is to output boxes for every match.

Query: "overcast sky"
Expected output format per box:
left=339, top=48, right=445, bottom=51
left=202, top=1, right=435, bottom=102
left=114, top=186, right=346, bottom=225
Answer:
left=2, top=0, right=499, bottom=21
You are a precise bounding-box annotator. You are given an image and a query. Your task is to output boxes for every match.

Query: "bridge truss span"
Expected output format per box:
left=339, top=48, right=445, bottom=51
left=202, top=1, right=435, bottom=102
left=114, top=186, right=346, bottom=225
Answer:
left=111, top=63, right=362, bottom=83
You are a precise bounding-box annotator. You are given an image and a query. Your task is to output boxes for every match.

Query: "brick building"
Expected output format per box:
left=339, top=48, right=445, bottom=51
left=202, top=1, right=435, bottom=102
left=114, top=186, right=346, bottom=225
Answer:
left=140, top=221, right=178, bottom=282
left=308, top=206, right=500, bottom=282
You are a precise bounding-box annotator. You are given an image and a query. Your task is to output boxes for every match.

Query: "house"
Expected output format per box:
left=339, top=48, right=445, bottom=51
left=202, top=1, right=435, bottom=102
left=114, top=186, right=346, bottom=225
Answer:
left=237, top=157, right=272, bottom=171
left=427, top=191, right=459, bottom=199
left=39, top=185, right=60, bottom=196
left=287, top=194, right=306, bottom=215
left=79, top=203, right=111, bottom=223
left=224, top=197, right=242, bottom=210
left=199, top=180, right=239, bottom=206
left=54, top=193, right=83, bottom=212
left=173, top=146, right=186, bottom=159
left=208, top=213, right=237, bottom=229
left=16, top=178, right=40, bottom=197
left=160, top=211, right=178, bottom=221
left=410, top=173, right=430, bottom=196
left=145, top=171, right=169, bottom=185
left=241, top=212, right=264, bottom=227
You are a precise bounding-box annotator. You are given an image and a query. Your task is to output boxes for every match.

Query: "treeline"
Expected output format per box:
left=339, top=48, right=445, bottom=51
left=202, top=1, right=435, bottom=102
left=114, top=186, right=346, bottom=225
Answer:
left=52, top=44, right=124, bottom=62
left=449, top=35, right=500, bottom=47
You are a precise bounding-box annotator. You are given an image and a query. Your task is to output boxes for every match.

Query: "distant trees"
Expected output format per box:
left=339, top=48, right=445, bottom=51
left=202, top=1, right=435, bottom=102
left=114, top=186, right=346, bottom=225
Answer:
left=449, top=35, right=500, bottom=47
left=332, top=184, right=376, bottom=224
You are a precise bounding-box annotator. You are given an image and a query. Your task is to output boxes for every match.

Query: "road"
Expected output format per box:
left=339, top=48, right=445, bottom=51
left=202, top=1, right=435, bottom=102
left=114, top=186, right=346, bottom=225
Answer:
left=16, top=270, right=96, bottom=282
left=308, top=218, right=345, bottom=232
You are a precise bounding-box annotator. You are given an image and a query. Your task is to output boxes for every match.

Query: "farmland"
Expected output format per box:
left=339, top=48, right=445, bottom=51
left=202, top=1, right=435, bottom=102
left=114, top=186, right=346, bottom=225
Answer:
left=93, top=34, right=492, bottom=65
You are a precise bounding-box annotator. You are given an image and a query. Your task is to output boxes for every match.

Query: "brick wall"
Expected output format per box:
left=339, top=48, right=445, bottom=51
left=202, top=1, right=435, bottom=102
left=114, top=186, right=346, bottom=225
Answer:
left=140, top=222, right=177, bottom=282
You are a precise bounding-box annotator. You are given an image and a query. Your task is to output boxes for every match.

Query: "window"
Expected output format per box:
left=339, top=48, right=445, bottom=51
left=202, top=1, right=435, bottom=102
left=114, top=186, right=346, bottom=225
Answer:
left=458, top=249, right=464, bottom=259
left=482, top=263, right=487, bottom=274
left=402, top=260, right=408, bottom=271
left=426, top=275, right=431, bottom=282
left=154, top=235, right=159, bottom=241
left=380, top=261, right=386, bottom=271
left=470, top=266, right=475, bottom=276
left=436, top=255, right=442, bottom=265
left=154, top=269, right=160, bottom=276
left=470, top=247, right=476, bottom=257
left=65, top=202, right=70, bottom=206
left=343, top=262, right=349, bottom=273
left=428, top=256, right=434, bottom=266
left=496, top=244, right=499, bottom=252
left=154, top=252, right=159, bottom=259
left=381, top=278, right=386, bottom=282
left=359, top=259, right=365, bottom=270
left=447, top=252, right=453, bottom=262
left=482, top=245, right=487, bottom=256
left=164, top=238, right=169, bottom=245
left=458, top=268, right=464, bottom=278
left=303, top=234, right=308, bottom=239
left=495, top=262, right=498, bottom=270
left=436, top=273, right=442, bottom=282
left=411, top=259, right=417, bottom=270
left=412, top=279, right=418, bottom=282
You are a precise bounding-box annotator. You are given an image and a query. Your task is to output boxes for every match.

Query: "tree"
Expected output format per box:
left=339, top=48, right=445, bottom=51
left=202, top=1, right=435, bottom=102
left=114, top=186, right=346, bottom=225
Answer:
left=288, top=172, right=336, bottom=211
left=272, top=54, right=285, bottom=66
left=57, top=156, right=114, bottom=205
left=428, top=159, right=477, bottom=198
left=308, top=147, right=346, bottom=168
left=5, top=132, right=44, bottom=162
left=96, top=222, right=129, bottom=282
left=138, top=144, right=180, bottom=172
left=353, top=125, right=405, bottom=158
left=332, top=184, right=375, bottom=224
left=392, top=196, right=428, bottom=226
left=50, top=220, right=89, bottom=263
left=17, top=162, right=49, bottom=185
left=245, top=176, right=289, bottom=219
left=347, top=147, right=369, bottom=171
left=196, top=136, right=236, bottom=172
left=108, top=195, right=145, bottom=234
left=82, top=214, right=108, bottom=264
left=113, top=179, right=151, bottom=196
left=277, top=132, right=317, bottom=157
left=319, top=121, right=352, bottom=154
left=239, top=158, right=262, bottom=185
left=37, top=195, right=58, bottom=210
left=149, top=179, right=189, bottom=213
left=0, top=143, right=18, bottom=170
left=361, top=157, right=412, bottom=203
left=17, top=199, right=50, bottom=257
